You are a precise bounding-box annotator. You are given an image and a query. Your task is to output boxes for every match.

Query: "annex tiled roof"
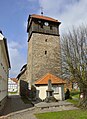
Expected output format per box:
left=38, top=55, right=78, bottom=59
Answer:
left=35, top=73, right=65, bottom=85
left=30, top=14, right=60, bottom=23
left=10, top=78, right=18, bottom=83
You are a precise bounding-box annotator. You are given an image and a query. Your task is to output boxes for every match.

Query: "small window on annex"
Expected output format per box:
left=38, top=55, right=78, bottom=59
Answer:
left=53, top=85, right=59, bottom=93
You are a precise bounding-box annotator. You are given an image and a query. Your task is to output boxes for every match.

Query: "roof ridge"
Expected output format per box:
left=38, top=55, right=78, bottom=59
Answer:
left=35, top=73, right=50, bottom=84
left=35, top=73, right=65, bottom=85
left=32, top=14, right=57, bottom=19
left=10, top=78, right=18, bottom=83
left=30, top=14, right=61, bottom=23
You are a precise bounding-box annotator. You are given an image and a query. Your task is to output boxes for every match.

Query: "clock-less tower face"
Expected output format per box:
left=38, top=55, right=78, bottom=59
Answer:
left=27, top=14, right=61, bottom=89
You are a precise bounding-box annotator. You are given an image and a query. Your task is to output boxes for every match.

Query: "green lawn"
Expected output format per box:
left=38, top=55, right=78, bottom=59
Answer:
left=67, top=99, right=79, bottom=106
left=8, top=91, right=18, bottom=94
left=35, top=110, right=87, bottom=119
left=70, top=90, right=80, bottom=99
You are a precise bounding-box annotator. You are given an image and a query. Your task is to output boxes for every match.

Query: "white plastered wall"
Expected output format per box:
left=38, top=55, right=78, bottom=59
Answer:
left=36, top=84, right=65, bottom=100
left=0, top=39, right=9, bottom=102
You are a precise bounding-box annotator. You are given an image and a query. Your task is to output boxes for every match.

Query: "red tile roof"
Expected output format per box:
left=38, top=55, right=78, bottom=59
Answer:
left=35, top=73, right=65, bottom=85
left=10, top=78, right=18, bottom=83
left=30, top=14, right=61, bottom=23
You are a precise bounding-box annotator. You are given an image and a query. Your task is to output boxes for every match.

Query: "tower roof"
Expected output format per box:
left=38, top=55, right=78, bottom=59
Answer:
left=30, top=14, right=61, bottom=23
left=35, top=73, right=65, bottom=85
left=27, top=14, right=61, bottom=33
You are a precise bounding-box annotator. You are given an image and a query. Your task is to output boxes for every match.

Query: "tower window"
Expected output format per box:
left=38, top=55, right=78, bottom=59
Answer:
left=45, top=39, right=47, bottom=42
left=45, top=51, right=47, bottom=55
left=50, top=26, right=52, bottom=30
left=38, top=20, right=41, bottom=23
left=41, top=24, right=43, bottom=28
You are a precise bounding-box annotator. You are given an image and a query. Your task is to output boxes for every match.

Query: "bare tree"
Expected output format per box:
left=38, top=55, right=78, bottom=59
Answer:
left=61, top=25, right=87, bottom=108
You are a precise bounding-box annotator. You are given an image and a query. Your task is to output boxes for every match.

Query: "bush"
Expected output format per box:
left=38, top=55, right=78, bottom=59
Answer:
left=65, top=89, right=71, bottom=100
left=70, top=90, right=80, bottom=96
left=29, top=85, right=36, bottom=100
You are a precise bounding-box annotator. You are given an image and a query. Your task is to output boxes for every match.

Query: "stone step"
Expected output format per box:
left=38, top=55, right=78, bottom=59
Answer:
left=34, top=101, right=73, bottom=110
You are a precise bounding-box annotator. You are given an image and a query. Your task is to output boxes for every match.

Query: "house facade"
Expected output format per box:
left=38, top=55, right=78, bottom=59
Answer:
left=8, top=78, right=18, bottom=93
left=0, top=31, right=11, bottom=113
left=35, top=73, right=65, bottom=101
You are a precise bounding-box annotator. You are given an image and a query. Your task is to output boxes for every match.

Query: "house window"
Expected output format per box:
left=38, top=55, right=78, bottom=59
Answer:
left=45, top=51, right=47, bottom=55
left=41, top=24, right=43, bottom=28
left=1, top=63, right=3, bottom=66
left=53, top=85, right=59, bottom=93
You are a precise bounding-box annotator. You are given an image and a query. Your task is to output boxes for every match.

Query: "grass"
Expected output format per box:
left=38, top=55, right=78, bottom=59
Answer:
left=67, top=99, right=79, bottom=106
left=72, top=94, right=79, bottom=98
left=70, top=90, right=80, bottom=99
left=66, top=90, right=80, bottom=106
left=35, top=110, right=87, bottom=119
left=8, top=91, right=18, bottom=94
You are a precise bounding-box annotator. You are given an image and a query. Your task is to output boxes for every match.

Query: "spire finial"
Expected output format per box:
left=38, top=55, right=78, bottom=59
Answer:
left=40, top=6, right=43, bottom=16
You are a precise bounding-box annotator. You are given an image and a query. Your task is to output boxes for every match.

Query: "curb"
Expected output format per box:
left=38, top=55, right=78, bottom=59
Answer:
left=0, top=107, right=35, bottom=119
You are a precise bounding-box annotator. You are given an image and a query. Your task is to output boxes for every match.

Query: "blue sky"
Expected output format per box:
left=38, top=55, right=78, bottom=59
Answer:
left=0, top=0, right=40, bottom=77
left=0, top=0, right=87, bottom=77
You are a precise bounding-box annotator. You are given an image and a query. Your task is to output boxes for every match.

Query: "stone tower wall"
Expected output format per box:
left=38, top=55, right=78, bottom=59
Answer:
left=27, top=33, right=61, bottom=88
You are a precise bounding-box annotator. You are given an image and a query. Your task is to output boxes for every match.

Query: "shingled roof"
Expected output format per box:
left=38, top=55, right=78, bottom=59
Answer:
left=10, top=78, right=18, bottom=83
left=35, top=73, right=65, bottom=85
left=30, top=14, right=60, bottom=23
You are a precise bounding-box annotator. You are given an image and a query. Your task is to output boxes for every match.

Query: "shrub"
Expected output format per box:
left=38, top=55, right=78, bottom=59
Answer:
left=70, top=90, right=80, bottom=96
left=65, top=89, right=71, bottom=100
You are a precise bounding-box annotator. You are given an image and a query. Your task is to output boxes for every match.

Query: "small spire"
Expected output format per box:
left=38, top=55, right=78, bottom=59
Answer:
left=40, top=6, right=43, bottom=16
left=41, top=11, right=43, bottom=15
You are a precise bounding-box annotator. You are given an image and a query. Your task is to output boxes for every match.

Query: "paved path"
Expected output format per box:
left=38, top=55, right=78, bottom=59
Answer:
left=1, top=95, right=33, bottom=116
left=0, top=104, right=78, bottom=119
left=0, top=96, right=79, bottom=119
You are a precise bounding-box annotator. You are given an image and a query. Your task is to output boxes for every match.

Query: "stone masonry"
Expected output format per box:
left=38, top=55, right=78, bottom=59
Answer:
left=27, top=33, right=61, bottom=88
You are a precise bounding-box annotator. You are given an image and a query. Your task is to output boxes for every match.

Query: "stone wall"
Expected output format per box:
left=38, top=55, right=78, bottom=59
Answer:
left=27, top=33, right=61, bottom=88
left=18, top=70, right=28, bottom=96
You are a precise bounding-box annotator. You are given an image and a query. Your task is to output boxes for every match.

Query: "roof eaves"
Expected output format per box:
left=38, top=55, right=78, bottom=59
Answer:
left=17, top=68, right=26, bottom=79
left=3, top=38, right=11, bottom=68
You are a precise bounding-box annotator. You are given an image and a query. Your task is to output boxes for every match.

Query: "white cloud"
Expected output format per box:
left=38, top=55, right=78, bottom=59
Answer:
left=9, top=0, right=87, bottom=77
left=24, top=21, right=27, bottom=30
left=38, top=0, right=87, bottom=33
left=8, top=41, right=20, bottom=49
left=27, top=0, right=37, bottom=2
left=8, top=41, right=27, bottom=78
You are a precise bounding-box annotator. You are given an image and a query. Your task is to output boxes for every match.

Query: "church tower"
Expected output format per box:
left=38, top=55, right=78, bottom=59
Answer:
left=27, top=14, right=61, bottom=89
